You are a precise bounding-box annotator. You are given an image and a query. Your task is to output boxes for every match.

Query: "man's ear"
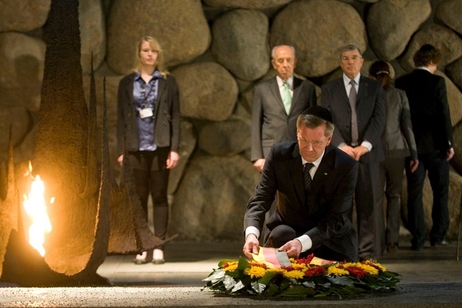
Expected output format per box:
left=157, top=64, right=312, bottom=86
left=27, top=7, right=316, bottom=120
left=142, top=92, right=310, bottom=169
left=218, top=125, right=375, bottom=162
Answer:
left=326, top=135, right=333, bottom=146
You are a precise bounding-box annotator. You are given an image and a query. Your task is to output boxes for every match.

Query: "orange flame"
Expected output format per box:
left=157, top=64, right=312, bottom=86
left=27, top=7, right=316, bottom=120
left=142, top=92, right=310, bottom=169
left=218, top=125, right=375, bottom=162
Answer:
left=23, top=163, right=53, bottom=256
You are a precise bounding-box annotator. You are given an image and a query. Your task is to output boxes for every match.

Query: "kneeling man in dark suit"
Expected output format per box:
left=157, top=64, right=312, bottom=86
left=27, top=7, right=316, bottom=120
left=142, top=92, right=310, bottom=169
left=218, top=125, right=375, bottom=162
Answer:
left=243, top=106, right=359, bottom=262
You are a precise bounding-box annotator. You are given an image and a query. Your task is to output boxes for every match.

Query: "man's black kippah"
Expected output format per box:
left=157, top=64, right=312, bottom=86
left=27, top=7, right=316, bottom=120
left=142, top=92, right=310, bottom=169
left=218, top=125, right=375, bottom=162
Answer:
left=302, top=105, right=333, bottom=123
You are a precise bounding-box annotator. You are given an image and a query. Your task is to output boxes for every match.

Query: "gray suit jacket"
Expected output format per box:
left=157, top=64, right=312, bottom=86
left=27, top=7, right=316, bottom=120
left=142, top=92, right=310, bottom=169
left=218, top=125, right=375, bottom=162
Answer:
left=382, top=88, right=418, bottom=160
left=251, top=76, right=316, bottom=162
left=321, top=75, right=386, bottom=163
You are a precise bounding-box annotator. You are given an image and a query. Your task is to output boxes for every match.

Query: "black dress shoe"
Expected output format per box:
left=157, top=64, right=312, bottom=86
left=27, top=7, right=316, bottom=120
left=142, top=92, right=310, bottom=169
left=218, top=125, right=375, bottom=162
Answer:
left=411, top=245, right=423, bottom=251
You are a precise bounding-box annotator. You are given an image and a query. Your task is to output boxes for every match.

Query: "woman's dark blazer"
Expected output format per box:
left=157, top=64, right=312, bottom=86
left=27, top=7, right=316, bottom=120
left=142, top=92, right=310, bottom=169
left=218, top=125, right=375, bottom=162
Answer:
left=116, top=72, right=180, bottom=156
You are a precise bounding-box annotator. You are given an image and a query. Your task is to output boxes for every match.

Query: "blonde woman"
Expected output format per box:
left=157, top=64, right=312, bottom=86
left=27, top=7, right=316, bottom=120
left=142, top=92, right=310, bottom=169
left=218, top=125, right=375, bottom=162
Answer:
left=116, top=36, right=180, bottom=264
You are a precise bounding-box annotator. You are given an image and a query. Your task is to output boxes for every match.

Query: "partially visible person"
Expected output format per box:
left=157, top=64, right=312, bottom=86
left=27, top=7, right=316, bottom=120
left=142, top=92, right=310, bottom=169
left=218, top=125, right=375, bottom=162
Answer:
left=321, top=44, right=386, bottom=260
left=243, top=106, right=359, bottom=262
left=395, top=44, right=454, bottom=251
left=369, top=60, right=419, bottom=254
left=251, top=45, right=316, bottom=172
left=117, top=36, right=180, bottom=264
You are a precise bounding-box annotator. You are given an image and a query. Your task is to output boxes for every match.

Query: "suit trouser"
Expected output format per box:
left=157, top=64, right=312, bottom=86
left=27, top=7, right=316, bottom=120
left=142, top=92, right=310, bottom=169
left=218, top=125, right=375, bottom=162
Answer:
left=376, top=157, right=406, bottom=253
left=128, top=149, right=170, bottom=250
left=405, top=155, right=449, bottom=249
left=354, top=160, right=380, bottom=259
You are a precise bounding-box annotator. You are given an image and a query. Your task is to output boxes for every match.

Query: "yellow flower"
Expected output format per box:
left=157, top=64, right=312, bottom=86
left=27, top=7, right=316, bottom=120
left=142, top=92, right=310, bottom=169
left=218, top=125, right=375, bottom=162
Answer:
left=223, top=262, right=238, bottom=272
left=283, top=270, right=305, bottom=279
left=291, top=263, right=308, bottom=271
left=327, top=266, right=349, bottom=276
left=357, top=263, right=379, bottom=275
left=244, top=266, right=266, bottom=278
left=267, top=267, right=284, bottom=274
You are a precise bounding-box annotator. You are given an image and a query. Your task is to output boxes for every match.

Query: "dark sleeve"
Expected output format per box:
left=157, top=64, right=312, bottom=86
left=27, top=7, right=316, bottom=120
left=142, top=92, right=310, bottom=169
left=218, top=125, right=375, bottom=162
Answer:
left=320, top=83, right=346, bottom=146
left=168, top=76, right=180, bottom=152
left=435, top=77, right=453, bottom=149
left=363, top=82, right=386, bottom=149
left=116, top=77, right=127, bottom=157
left=251, top=84, right=264, bottom=162
left=244, top=144, right=278, bottom=232
left=399, top=90, right=418, bottom=159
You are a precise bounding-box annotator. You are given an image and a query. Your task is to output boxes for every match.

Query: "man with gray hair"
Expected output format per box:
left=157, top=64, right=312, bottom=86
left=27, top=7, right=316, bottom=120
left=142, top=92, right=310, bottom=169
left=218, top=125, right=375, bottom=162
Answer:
left=251, top=45, right=316, bottom=172
left=321, top=44, right=386, bottom=260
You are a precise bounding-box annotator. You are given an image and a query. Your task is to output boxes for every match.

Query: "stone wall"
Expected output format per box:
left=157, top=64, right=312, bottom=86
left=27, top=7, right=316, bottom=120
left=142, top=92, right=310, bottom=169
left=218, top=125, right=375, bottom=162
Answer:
left=1, top=0, right=462, bottom=242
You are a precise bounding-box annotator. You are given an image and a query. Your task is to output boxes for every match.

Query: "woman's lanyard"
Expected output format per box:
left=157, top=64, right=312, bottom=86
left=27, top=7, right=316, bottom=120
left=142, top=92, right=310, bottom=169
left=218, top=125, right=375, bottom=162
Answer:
left=139, top=79, right=156, bottom=119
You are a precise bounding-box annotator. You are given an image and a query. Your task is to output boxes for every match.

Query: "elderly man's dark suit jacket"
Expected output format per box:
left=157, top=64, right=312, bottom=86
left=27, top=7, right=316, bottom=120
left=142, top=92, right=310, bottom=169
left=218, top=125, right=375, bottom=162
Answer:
left=116, top=73, right=180, bottom=156
left=251, top=76, right=316, bottom=162
left=321, top=74, right=385, bottom=258
left=244, top=142, right=359, bottom=262
left=320, top=75, right=385, bottom=163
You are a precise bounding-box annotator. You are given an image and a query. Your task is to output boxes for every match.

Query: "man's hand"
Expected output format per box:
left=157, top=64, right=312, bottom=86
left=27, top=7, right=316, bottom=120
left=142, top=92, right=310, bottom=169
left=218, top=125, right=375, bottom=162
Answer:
left=253, top=158, right=265, bottom=172
left=409, top=159, right=419, bottom=173
left=278, top=239, right=302, bottom=258
left=340, top=145, right=355, bottom=158
left=351, top=145, right=369, bottom=161
left=446, top=148, right=455, bottom=161
left=117, top=155, right=124, bottom=166
left=243, top=234, right=259, bottom=258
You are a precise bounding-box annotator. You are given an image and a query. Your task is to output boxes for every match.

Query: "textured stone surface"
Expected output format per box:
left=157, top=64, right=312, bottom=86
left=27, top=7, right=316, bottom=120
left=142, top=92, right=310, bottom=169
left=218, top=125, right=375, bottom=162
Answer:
left=398, top=24, right=462, bottom=72
left=107, top=0, right=210, bottom=75
left=168, top=119, right=197, bottom=195
left=198, top=115, right=251, bottom=156
left=435, top=71, right=462, bottom=127
left=445, top=57, right=462, bottom=90
left=171, top=62, right=238, bottom=121
left=436, top=0, right=462, bottom=35
left=0, top=32, right=46, bottom=111
left=367, top=0, right=431, bottom=61
left=170, top=154, right=260, bottom=241
left=450, top=121, right=462, bottom=176
left=211, top=9, right=270, bottom=81
left=0, top=106, right=37, bottom=164
left=0, top=0, right=50, bottom=32
left=79, top=0, right=106, bottom=74
left=203, top=0, right=292, bottom=9
left=270, top=0, right=367, bottom=77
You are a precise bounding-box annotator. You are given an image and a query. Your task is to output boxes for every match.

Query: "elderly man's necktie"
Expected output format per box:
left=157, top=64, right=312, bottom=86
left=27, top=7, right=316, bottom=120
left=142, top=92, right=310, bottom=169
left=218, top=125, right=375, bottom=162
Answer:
left=349, top=79, right=359, bottom=146
left=282, top=81, right=292, bottom=115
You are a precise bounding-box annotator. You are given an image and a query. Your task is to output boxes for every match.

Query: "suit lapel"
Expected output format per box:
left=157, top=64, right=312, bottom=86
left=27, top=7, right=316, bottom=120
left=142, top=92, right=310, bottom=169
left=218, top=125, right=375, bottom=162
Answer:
left=357, top=75, right=370, bottom=106
left=311, top=146, right=335, bottom=194
left=289, top=145, right=306, bottom=206
left=291, top=77, right=302, bottom=108
left=125, top=74, right=135, bottom=106
left=268, top=77, right=284, bottom=110
left=335, top=78, right=350, bottom=107
left=156, top=77, right=167, bottom=114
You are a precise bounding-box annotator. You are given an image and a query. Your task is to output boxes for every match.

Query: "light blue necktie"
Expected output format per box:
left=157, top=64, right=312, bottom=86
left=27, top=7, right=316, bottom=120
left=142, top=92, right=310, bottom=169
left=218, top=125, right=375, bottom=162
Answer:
left=282, top=81, right=292, bottom=115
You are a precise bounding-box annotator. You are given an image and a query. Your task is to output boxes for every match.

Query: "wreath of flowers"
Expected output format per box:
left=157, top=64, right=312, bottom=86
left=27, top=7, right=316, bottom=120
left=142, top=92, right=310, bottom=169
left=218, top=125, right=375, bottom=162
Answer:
left=203, top=254, right=400, bottom=299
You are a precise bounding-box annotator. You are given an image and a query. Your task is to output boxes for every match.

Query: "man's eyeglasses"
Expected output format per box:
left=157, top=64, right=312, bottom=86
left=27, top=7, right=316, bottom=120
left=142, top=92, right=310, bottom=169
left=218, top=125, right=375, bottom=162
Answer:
left=297, top=137, right=325, bottom=146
